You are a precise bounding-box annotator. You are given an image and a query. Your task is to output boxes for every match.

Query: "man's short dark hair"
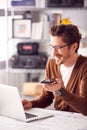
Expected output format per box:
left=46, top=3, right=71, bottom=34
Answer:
left=49, top=24, right=82, bottom=52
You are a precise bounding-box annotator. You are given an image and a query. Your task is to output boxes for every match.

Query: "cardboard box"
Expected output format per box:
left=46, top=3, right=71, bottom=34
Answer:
left=23, top=82, right=43, bottom=98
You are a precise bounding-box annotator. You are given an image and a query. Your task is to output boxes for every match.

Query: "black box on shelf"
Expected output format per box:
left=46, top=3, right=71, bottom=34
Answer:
left=17, top=42, right=39, bottom=55
left=10, top=53, right=48, bottom=69
left=11, top=0, right=35, bottom=6
left=46, top=0, right=84, bottom=7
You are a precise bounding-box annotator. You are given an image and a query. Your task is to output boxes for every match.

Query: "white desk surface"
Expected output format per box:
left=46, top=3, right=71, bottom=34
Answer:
left=0, top=109, right=87, bottom=130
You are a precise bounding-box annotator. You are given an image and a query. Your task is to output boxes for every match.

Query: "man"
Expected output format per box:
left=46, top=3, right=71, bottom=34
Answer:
left=22, top=24, right=87, bottom=115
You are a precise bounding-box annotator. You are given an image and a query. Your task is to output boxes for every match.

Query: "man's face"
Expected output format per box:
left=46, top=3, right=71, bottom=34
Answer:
left=50, top=36, right=76, bottom=65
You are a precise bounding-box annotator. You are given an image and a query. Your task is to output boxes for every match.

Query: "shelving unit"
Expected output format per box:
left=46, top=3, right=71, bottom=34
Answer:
left=6, top=4, right=49, bottom=89
left=9, top=68, right=45, bottom=73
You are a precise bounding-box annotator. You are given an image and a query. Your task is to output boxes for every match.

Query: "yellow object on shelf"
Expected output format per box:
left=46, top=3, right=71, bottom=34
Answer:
left=61, top=18, right=72, bottom=25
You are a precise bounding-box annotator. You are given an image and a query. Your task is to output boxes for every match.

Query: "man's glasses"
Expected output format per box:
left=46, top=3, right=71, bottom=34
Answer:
left=49, top=44, right=70, bottom=50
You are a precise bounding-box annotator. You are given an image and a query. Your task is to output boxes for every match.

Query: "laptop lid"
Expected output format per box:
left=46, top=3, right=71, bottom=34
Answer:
left=0, top=84, right=54, bottom=122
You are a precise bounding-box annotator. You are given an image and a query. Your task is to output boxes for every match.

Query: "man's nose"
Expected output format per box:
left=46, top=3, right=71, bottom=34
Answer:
left=53, top=48, right=60, bottom=55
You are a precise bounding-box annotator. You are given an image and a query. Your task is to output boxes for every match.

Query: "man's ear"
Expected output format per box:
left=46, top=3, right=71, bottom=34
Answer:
left=72, top=42, right=78, bottom=51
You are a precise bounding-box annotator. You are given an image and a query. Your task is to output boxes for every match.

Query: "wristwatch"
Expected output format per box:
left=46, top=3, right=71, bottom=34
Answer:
left=55, top=87, right=64, bottom=96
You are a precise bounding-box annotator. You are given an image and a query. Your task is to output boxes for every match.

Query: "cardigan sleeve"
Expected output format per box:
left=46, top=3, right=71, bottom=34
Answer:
left=31, top=59, right=54, bottom=108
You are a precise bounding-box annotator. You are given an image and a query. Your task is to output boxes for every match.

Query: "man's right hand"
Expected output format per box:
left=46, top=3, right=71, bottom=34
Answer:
left=22, top=99, right=32, bottom=110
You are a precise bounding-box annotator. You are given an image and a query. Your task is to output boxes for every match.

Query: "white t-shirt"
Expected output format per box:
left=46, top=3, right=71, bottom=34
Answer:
left=60, top=64, right=75, bottom=87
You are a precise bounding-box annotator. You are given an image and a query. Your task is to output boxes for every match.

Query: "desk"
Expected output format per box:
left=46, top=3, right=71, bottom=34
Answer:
left=0, top=109, right=87, bottom=130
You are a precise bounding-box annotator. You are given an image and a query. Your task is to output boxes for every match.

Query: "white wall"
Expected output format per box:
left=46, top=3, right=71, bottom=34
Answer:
left=62, top=10, right=87, bottom=38
left=0, top=17, right=7, bottom=61
left=0, top=0, right=7, bottom=8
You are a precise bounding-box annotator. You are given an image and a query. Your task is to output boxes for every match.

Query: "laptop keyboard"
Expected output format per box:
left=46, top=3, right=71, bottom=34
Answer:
left=25, top=112, right=38, bottom=119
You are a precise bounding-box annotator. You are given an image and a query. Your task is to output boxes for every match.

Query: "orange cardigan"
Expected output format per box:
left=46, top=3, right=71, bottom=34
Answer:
left=31, top=55, right=87, bottom=115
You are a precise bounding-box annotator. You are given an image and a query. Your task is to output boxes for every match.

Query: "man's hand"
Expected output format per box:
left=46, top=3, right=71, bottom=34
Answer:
left=22, top=99, right=32, bottom=110
left=43, top=78, right=64, bottom=92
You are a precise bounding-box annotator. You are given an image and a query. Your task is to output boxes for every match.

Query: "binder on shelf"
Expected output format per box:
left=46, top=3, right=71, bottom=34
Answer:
left=42, top=14, right=50, bottom=40
left=49, top=13, right=61, bottom=26
left=31, top=22, right=43, bottom=40
left=11, top=0, right=35, bottom=6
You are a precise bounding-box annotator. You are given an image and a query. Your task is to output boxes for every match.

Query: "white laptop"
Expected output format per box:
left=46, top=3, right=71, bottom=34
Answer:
left=0, top=84, right=54, bottom=122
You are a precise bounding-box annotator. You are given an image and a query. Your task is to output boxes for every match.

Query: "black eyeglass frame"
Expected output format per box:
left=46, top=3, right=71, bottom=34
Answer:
left=49, top=44, right=70, bottom=50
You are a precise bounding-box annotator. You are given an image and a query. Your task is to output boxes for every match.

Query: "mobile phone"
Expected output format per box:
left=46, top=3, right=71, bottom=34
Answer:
left=41, top=79, right=57, bottom=84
